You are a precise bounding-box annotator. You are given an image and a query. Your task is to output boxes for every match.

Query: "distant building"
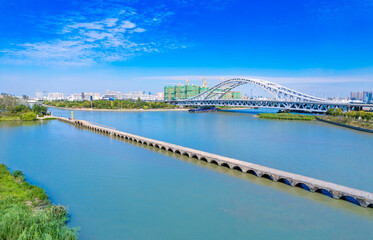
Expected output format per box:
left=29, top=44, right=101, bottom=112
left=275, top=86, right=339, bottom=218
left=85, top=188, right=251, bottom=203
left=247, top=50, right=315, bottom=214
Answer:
left=157, top=92, right=164, bottom=100
left=36, top=91, right=43, bottom=100
left=82, top=92, right=93, bottom=101
left=164, top=84, right=241, bottom=101
left=350, top=92, right=357, bottom=100
left=115, top=91, right=122, bottom=99
left=36, top=90, right=48, bottom=100
left=102, top=93, right=116, bottom=101
left=350, top=91, right=373, bottom=103
left=363, top=91, right=372, bottom=103
left=68, top=93, right=83, bottom=101
left=120, top=91, right=161, bottom=101
left=357, top=92, right=364, bottom=101
left=47, top=92, right=65, bottom=101
left=93, top=92, right=101, bottom=100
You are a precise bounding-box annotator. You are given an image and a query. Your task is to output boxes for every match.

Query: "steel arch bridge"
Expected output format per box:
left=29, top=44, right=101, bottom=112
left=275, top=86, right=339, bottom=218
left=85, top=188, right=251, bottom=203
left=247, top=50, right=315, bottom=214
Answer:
left=189, top=77, right=326, bottom=102
left=173, top=78, right=373, bottom=113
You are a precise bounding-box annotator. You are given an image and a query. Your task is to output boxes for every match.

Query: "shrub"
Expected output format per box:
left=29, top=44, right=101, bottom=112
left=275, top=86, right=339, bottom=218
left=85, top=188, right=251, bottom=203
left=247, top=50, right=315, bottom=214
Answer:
left=20, top=112, right=36, bottom=121
left=12, top=170, right=25, bottom=181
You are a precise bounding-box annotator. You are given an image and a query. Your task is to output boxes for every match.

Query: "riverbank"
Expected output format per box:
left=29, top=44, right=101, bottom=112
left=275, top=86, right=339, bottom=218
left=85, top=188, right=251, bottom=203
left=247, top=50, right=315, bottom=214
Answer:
left=316, top=115, right=373, bottom=133
left=0, top=114, right=56, bottom=121
left=0, top=164, right=78, bottom=239
left=36, top=115, right=57, bottom=120
left=44, top=104, right=188, bottom=112
left=257, top=113, right=315, bottom=120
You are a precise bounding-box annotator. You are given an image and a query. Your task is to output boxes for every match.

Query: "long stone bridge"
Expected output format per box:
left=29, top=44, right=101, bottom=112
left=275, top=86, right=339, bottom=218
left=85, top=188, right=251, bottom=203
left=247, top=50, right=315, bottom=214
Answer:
left=58, top=117, right=373, bottom=209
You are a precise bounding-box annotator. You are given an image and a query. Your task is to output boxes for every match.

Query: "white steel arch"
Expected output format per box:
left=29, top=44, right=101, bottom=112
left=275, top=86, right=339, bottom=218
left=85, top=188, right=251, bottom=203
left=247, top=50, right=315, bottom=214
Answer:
left=188, top=78, right=327, bottom=102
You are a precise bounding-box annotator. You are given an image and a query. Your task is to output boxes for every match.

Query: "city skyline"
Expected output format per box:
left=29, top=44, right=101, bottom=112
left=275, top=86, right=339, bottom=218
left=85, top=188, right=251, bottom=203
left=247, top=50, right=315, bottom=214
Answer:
left=1, top=0, right=373, bottom=96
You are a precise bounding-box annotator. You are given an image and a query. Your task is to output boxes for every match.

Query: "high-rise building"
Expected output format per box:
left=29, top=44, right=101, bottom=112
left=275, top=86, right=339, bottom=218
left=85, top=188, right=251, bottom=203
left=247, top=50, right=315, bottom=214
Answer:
left=164, top=84, right=241, bottom=101
left=363, top=91, right=372, bottom=103
left=357, top=92, right=364, bottom=101
left=350, top=92, right=357, bottom=100
left=350, top=91, right=373, bottom=102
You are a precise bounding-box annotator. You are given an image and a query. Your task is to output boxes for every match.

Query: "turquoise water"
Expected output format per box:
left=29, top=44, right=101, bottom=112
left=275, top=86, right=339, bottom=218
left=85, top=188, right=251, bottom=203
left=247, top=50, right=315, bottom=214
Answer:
left=1, top=109, right=373, bottom=239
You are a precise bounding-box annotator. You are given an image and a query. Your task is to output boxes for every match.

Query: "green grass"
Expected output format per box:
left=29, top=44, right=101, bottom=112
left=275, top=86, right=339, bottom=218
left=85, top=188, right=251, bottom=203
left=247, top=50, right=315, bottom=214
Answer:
left=40, top=117, right=56, bottom=120
left=257, top=113, right=315, bottom=121
left=318, top=115, right=373, bottom=130
left=0, top=116, right=21, bottom=121
left=0, top=164, right=78, bottom=240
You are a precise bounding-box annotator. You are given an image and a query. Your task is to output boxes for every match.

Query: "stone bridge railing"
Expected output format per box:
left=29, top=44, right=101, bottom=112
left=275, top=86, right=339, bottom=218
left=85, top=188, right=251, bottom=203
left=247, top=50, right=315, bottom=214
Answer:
left=57, top=117, right=373, bottom=208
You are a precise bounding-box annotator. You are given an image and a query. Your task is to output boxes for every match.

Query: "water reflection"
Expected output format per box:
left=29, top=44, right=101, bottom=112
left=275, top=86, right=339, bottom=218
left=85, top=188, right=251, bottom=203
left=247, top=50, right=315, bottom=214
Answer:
left=85, top=125, right=373, bottom=220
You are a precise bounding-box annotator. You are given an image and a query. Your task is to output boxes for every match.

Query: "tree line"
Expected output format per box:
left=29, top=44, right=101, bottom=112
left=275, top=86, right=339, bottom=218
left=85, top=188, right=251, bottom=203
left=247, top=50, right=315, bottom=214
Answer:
left=0, top=94, right=47, bottom=121
left=44, top=99, right=176, bottom=109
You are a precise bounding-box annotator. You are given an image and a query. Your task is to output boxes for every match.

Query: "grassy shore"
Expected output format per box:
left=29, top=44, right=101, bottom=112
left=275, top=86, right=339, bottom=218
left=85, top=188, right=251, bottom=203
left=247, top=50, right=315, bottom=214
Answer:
left=257, top=113, right=315, bottom=120
left=0, top=164, right=78, bottom=239
left=317, top=115, right=373, bottom=131
left=0, top=116, right=21, bottom=121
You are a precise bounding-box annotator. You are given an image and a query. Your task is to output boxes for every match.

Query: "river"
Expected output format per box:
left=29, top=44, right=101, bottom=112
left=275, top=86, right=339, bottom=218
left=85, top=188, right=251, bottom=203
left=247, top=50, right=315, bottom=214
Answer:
left=1, top=108, right=373, bottom=239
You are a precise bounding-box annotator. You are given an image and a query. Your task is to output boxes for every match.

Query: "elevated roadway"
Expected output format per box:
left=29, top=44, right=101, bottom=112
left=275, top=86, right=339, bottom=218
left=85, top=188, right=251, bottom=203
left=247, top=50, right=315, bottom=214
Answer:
left=173, top=99, right=373, bottom=113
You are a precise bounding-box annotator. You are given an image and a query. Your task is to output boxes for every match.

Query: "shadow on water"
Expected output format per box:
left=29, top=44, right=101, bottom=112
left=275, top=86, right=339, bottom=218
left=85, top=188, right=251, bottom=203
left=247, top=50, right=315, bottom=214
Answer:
left=79, top=125, right=373, bottom=220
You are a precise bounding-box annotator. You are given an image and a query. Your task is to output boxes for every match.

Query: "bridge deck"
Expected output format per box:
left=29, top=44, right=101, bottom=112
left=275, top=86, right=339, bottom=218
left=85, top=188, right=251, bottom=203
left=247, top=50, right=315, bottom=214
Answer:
left=173, top=99, right=373, bottom=113
left=58, top=117, right=373, bottom=208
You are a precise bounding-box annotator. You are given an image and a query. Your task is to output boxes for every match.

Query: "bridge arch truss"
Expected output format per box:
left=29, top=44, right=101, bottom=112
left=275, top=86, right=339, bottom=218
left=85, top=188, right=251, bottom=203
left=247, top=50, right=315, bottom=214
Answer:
left=173, top=78, right=373, bottom=113
left=189, top=77, right=326, bottom=102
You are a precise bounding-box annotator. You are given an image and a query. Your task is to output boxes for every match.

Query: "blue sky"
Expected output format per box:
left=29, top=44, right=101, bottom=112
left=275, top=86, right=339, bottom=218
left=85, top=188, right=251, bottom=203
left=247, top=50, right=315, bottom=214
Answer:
left=0, top=0, right=372, bottom=97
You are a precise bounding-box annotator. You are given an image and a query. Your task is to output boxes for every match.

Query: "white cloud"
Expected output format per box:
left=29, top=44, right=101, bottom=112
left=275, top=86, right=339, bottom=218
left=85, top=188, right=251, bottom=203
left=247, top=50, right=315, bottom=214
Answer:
left=68, top=22, right=104, bottom=30
left=121, top=20, right=136, bottom=29
left=132, top=28, right=146, bottom=33
left=0, top=5, right=184, bottom=66
left=103, top=18, right=118, bottom=27
left=83, top=31, right=113, bottom=41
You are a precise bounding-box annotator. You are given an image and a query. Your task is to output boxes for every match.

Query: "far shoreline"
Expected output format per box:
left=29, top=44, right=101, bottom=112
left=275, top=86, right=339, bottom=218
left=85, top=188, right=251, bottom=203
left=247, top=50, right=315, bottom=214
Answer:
left=43, top=104, right=188, bottom=112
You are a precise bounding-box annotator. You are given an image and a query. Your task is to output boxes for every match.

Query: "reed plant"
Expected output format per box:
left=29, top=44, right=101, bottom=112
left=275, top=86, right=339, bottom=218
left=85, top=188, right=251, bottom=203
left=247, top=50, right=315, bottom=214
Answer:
left=0, top=164, right=78, bottom=240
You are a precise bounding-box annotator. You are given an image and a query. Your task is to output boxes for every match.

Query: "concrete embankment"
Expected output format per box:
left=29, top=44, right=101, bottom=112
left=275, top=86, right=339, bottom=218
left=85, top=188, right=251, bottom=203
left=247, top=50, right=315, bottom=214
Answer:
left=57, top=117, right=373, bottom=209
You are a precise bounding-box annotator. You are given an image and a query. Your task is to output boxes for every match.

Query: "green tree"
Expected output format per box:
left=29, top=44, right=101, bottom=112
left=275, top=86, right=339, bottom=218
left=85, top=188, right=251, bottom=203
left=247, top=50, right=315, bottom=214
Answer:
left=0, top=94, right=18, bottom=110
left=20, top=112, right=36, bottom=121
left=12, top=170, right=25, bottom=181
left=32, top=104, right=47, bottom=115
left=335, top=108, right=343, bottom=116
left=326, top=108, right=336, bottom=115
